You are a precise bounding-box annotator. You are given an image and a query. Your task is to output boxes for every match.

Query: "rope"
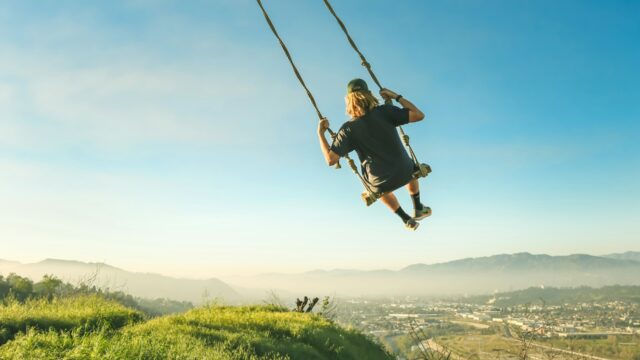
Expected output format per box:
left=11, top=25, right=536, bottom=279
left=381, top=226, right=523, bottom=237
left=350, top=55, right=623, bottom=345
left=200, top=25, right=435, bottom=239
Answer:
left=322, top=0, right=422, bottom=167
left=256, top=0, right=342, bottom=169
left=322, top=0, right=384, bottom=92
left=257, top=0, right=381, bottom=196
left=398, top=127, right=419, bottom=165
left=256, top=0, right=324, bottom=121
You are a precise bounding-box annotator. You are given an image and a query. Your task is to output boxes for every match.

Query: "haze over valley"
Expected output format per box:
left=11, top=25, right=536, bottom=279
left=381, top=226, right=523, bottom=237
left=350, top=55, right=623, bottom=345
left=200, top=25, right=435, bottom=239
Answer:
left=3, top=251, right=639, bottom=303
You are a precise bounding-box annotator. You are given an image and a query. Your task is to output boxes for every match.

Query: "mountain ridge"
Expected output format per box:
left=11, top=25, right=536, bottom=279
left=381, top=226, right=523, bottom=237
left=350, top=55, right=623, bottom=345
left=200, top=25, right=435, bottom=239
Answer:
left=249, top=251, right=640, bottom=276
left=401, top=252, right=639, bottom=273
left=0, top=258, right=239, bottom=304
left=225, top=251, right=640, bottom=297
left=3, top=251, right=639, bottom=300
left=602, top=251, right=640, bottom=263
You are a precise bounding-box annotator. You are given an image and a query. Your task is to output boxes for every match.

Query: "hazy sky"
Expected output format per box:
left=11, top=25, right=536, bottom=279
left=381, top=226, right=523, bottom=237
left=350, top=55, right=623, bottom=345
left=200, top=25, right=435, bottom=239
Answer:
left=1, top=0, right=638, bottom=277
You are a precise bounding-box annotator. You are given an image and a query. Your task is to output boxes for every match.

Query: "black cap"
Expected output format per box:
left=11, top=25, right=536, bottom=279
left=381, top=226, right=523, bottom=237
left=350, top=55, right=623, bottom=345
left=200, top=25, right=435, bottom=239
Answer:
left=347, top=78, right=368, bottom=93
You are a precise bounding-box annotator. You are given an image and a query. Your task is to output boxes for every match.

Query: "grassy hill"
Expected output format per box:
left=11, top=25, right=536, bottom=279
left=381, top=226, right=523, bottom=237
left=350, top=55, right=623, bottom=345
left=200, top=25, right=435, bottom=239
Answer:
left=0, top=295, right=142, bottom=345
left=0, top=295, right=392, bottom=360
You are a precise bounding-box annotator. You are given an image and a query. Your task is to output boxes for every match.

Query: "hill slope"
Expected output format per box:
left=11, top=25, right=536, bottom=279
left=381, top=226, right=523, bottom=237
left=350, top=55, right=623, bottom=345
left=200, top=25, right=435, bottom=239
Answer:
left=0, top=295, right=142, bottom=345
left=466, top=285, right=640, bottom=306
left=0, top=296, right=391, bottom=359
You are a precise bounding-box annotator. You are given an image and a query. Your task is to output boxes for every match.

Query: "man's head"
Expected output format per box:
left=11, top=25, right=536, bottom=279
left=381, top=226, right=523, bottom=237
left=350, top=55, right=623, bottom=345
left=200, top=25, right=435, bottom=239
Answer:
left=345, top=78, right=378, bottom=118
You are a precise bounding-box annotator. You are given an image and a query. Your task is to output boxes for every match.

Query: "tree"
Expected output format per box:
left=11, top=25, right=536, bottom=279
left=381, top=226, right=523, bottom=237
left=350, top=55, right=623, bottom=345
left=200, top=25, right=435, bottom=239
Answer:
left=33, top=275, right=63, bottom=300
left=6, top=273, right=33, bottom=301
left=0, top=276, right=10, bottom=299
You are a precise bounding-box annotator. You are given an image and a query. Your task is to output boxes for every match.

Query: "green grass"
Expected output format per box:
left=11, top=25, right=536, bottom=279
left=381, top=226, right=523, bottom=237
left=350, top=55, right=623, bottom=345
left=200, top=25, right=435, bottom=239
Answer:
left=0, top=295, right=143, bottom=345
left=436, top=334, right=640, bottom=360
left=0, top=299, right=392, bottom=359
left=541, top=336, right=640, bottom=360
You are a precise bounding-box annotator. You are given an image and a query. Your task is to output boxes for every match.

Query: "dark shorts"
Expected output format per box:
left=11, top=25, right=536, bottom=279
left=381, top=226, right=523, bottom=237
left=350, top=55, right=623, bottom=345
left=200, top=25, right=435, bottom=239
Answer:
left=364, top=162, right=415, bottom=194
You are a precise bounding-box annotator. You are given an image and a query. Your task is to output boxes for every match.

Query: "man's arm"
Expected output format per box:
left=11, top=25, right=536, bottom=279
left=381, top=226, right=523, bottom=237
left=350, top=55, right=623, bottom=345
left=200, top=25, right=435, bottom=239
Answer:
left=380, top=89, right=425, bottom=122
left=318, top=119, right=340, bottom=166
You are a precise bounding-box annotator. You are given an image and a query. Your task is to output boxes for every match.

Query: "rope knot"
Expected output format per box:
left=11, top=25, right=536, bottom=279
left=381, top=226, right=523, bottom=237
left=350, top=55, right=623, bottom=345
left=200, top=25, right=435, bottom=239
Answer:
left=361, top=60, right=371, bottom=68
left=402, top=134, right=410, bottom=146
left=347, top=158, right=358, bottom=172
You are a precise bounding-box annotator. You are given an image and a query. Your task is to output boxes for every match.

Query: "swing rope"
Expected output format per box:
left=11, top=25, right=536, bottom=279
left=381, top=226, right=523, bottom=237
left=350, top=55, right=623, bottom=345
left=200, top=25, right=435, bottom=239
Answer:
left=256, top=0, right=377, bottom=197
left=257, top=0, right=322, bottom=121
left=322, top=0, right=421, bottom=167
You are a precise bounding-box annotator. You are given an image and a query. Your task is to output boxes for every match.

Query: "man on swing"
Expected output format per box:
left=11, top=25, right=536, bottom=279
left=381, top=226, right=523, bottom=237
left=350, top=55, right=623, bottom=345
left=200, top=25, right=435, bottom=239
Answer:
left=317, top=78, right=431, bottom=230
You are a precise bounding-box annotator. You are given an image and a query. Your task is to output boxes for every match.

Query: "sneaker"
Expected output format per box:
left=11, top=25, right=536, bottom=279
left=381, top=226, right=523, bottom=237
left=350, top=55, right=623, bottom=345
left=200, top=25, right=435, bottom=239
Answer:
left=414, top=206, right=432, bottom=221
left=405, top=219, right=420, bottom=231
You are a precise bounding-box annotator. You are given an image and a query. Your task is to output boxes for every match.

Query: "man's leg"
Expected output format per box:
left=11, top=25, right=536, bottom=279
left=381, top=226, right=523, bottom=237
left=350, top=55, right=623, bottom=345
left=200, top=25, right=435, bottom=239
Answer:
left=379, top=191, right=400, bottom=211
left=406, top=178, right=420, bottom=195
left=405, top=179, right=431, bottom=220
left=380, top=191, right=417, bottom=229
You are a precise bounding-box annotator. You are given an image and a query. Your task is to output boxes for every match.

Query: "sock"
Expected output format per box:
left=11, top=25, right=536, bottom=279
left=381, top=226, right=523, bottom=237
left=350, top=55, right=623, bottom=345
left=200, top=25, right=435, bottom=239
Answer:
left=411, top=192, right=424, bottom=211
left=395, top=207, right=412, bottom=223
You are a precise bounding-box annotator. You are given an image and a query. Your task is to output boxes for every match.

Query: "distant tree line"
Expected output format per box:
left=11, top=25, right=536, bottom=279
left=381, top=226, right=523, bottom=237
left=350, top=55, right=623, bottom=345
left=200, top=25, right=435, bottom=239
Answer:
left=0, top=273, right=193, bottom=316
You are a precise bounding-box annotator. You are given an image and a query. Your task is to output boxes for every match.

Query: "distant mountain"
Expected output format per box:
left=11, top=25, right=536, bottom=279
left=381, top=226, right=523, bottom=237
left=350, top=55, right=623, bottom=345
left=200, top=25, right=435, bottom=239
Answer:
left=402, top=252, right=639, bottom=273
left=0, top=259, right=240, bottom=304
left=603, top=251, right=640, bottom=263
left=5, top=252, right=639, bottom=301
left=224, top=252, right=640, bottom=297
left=0, top=259, right=20, bottom=266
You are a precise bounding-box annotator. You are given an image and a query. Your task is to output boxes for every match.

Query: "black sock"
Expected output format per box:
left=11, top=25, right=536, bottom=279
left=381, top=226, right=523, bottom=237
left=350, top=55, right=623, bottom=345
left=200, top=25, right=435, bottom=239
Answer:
left=411, top=192, right=423, bottom=211
left=395, top=207, right=412, bottom=223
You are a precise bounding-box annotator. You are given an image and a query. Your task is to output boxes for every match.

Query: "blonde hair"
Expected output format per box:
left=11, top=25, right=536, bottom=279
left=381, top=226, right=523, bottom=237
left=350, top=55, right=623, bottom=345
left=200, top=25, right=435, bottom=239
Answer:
left=345, top=90, right=379, bottom=118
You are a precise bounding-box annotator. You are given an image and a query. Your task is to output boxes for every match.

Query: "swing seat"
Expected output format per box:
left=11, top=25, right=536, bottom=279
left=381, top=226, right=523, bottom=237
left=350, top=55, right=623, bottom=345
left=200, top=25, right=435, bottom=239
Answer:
left=414, top=163, right=432, bottom=179
left=361, top=191, right=379, bottom=207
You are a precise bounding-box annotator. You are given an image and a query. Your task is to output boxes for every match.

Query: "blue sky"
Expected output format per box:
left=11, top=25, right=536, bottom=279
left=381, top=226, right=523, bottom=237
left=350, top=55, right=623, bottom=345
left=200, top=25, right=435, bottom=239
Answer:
left=1, top=0, right=638, bottom=277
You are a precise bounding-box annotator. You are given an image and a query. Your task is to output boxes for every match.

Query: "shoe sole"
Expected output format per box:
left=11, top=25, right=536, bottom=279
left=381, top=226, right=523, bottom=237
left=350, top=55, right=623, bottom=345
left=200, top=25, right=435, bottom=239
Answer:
left=414, top=208, right=432, bottom=221
left=406, top=222, right=420, bottom=231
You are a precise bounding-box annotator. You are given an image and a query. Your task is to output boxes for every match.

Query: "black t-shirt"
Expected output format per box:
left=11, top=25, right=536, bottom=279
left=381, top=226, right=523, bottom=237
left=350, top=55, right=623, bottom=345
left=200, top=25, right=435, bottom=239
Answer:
left=330, top=104, right=415, bottom=192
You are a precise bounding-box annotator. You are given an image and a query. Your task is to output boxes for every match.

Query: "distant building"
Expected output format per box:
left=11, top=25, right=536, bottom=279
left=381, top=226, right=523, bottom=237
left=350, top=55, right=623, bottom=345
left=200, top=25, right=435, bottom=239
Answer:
left=558, top=333, right=604, bottom=339
left=388, top=314, right=419, bottom=319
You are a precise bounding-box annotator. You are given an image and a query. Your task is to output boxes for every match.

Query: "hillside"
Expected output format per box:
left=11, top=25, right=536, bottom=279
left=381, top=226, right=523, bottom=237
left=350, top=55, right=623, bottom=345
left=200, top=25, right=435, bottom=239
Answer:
left=0, top=259, right=239, bottom=304
left=465, top=285, right=640, bottom=306
left=0, top=295, right=392, bottom=359
left=0, top=295, right=142, bottom=345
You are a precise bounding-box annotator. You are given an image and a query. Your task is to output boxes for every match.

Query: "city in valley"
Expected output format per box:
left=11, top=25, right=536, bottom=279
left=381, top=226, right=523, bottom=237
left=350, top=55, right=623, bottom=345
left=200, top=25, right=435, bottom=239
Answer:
left=332, top=287, right=640, bottom=360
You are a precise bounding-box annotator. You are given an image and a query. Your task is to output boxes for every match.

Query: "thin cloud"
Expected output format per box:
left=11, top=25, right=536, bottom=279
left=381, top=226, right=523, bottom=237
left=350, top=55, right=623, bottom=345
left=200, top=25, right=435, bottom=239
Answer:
left=0, top=7, right=301, bottom=151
